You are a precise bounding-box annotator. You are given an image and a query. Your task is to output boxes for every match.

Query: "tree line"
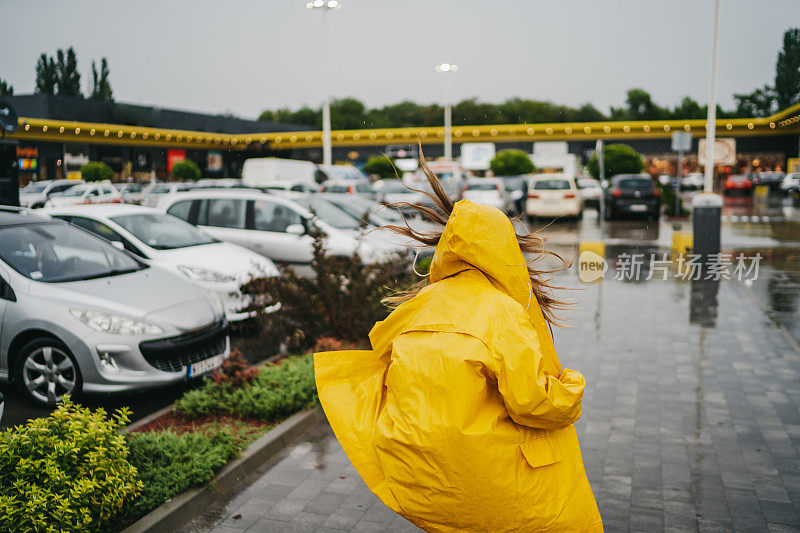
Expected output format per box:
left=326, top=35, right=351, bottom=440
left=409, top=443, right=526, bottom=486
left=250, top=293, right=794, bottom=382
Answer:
left=260, top=28, right=799, bottom=129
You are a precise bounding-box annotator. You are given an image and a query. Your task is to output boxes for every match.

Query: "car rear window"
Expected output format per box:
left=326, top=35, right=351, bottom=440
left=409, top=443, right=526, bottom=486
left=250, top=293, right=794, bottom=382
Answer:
left=533, top=179, right=571, bottom=190
left=618, top=178, right=653, bottom=189
left=467, top=182, right=499, bottom=191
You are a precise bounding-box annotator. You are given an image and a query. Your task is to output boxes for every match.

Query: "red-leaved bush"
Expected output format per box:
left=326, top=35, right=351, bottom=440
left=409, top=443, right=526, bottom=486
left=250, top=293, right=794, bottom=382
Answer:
left=211, top=349, right=259, bottom=387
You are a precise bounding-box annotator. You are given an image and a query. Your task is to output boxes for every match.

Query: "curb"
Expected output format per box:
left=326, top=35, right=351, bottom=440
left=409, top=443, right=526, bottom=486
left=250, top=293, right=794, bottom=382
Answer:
left=122, top=407, right=323, bottom=533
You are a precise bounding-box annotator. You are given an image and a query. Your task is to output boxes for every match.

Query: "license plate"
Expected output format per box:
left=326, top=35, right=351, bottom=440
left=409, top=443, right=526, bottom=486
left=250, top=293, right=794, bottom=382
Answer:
left=187, top=354, right=225, bottom=378
left=630, top=204, right=647, bottom=212
left=544, top=199, right=559, bottom=205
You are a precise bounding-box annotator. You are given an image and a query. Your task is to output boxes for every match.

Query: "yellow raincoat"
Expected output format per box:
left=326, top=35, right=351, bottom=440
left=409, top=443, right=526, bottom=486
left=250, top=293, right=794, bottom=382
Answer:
left=315, top=200, right=603, bottom=532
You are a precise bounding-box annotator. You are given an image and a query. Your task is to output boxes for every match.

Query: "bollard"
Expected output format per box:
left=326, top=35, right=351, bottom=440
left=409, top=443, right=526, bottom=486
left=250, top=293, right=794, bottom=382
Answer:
left=754, top=185, right=769, bottom=201
left=692, top=193, right=722, bottom=263
left=671, top=232, right=693, bottom=257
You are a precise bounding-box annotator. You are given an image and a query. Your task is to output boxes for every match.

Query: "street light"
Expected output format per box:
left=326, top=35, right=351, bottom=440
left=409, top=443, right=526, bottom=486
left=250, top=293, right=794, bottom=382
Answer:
left=435, top=63, right=459, bottom=161
left=306, top=0, right=341, bottom=168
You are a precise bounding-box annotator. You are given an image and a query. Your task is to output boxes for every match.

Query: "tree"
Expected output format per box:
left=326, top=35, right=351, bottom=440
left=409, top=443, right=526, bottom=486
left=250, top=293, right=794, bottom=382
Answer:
left=0, top=78, right=12, bottom=97
left=330, top=98, right=367, bottom=129
left=170, top=160, right=201, bottom=181
left=55, top=47, right=81, bottom=97
left=490, top=149, right=535, bottom=176
left=80, top=161, right=115, bottom=182
left=734, top=85, right=776, bottom=117
left=90, top=58, right=113, bottom=101
left=671, top=96, right=705, bottom=119
left=586, top=144, right=643, bottom=179
left=775, top=28, right=800, bottom=109
left=35, top=53, right=58, bottom=94
left=363, top=155, right=399, bottom=179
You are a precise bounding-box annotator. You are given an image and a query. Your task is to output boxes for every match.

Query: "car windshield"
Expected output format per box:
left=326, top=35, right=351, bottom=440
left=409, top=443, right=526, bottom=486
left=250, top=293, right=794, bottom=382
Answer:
left=148, top=184, right=172, bottom=194
left=111, top=213, right=217, bottom=250
left=292, top=196, right=362, bottom=230
left=0, top=223, right=144, bottom=282
left=534, top=179, right=571, bottom=190
left=467, top=182, right=499, bottom=191
left=618, top=178, right=653, bottom=189
left=22, top=182, right=48, bottom=193
left=60, top=186, right=90, bottom=197
left=382, top=181, right=414, bottom=193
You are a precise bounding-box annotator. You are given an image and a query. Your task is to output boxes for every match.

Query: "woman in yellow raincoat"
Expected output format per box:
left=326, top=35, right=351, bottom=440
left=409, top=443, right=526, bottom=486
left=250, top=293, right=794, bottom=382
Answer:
left=315, top=161, right=603, bottom=532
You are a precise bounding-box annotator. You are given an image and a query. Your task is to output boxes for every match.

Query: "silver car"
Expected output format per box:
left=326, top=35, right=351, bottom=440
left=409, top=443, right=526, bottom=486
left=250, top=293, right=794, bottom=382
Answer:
left=0, top=208, right=229, bottom=407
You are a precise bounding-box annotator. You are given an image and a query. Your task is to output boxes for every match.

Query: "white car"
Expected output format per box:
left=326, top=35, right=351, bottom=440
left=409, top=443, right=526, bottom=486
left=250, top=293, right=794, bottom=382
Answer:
left=781, top=172, right=800, bottom=193
left=462, top=178, right=512, bottom=213
left=41, top=204, right=279, bottom=321
left=158, top=190, right=406, bottom=276
left=682, top=172, right=705, bottom=190
left=141, top=182, right=197, bottom=207
left=526, top=174, right=583, bottom=219
left=576, top=177, right=602, bottom=205
left=319, top=179, right=376, bottom=199
left=45, top=182, right=122, bottom=207
left=20, top=179, right=84, bottom=208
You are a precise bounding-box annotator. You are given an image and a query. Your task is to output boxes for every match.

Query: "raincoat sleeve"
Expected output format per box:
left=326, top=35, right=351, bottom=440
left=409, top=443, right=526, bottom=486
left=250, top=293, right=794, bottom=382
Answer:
left=492, top=312, right=586, bottom=430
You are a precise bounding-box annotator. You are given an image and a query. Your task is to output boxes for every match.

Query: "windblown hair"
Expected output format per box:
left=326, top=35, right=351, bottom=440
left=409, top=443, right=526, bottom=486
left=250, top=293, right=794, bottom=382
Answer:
left=380, top=150, right=571, bottom=326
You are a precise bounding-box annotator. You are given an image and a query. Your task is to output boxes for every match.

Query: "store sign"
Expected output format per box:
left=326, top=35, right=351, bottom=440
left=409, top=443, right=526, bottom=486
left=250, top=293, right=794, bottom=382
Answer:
left=167, top=149, right=186, bottom=172
left=207, top=151, right=223, bottom=172
left=18, top=158, right=38, bottom=171
left=460, top=143, right=495, bottom=171
left=16, top=146, right=38, bottom=158
left=63, top=151, right=89, bottom=168
left=134, top=151, right=151, bottom=171
left=698, top=139, right=736, bottom=166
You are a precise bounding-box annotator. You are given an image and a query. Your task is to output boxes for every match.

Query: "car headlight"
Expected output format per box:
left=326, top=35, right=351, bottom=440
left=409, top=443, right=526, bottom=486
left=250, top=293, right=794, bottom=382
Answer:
left=177, top=265, right=236, bottom=282
left=70, top=309, right=164, bottom=335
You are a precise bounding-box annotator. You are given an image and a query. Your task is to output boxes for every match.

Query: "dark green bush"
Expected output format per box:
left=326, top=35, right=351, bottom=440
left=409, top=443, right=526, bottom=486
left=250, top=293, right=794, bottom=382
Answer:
left=80, top=161, right=115, bottom=182
left=658, top=183, right=689, bottom=216
left=586, top=143, right=644, bottom=179
left=0, top=398, right=141, bottom=532
left=490, top=149, right=535, bottom=176
left=175, top=354, right=317, bottom=420
left=363, top=155, right=399, bottom=179
left=170, top=160, right=201, bottom=181
left=125, top=429, right=241, bottom=521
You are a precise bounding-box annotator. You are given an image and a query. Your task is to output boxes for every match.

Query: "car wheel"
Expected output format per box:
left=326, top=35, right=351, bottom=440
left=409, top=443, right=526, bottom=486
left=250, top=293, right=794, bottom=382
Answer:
left=13, top=337, right=82, bottom=407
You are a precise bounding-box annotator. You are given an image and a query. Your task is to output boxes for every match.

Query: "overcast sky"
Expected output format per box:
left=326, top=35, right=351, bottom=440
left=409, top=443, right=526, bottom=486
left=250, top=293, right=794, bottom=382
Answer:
left=2, top=0, right=798, bottom=120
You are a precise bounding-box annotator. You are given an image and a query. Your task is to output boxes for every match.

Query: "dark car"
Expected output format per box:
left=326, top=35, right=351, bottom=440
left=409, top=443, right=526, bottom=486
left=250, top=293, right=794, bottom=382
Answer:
left=723, top=174, right=753, bottom=195
left=501, top=176, right=528, bottom=216
left=604, top=174, right=660, bottom=220
left=752, top=171, right=784, bottom=191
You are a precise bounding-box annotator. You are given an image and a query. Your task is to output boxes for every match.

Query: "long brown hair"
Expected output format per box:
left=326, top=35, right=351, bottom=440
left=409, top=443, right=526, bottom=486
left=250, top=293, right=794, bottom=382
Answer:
left=380, top=150, right=571, bottom=326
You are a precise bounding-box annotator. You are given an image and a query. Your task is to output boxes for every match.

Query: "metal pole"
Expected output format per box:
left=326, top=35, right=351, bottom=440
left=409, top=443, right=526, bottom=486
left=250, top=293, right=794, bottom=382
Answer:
left=703, top=0, right=721, bottom=192
left=596, top=139, right=606, bottom=225
left=444, top=74, right=452, bottom=161
left=320, top=8, right=332, bottom=168
left=675, top=149, right=683, bottom=216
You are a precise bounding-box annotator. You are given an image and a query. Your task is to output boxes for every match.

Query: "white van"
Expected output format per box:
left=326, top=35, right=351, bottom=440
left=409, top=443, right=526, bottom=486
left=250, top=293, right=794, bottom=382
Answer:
left=241, top=158, right=320, bottom=192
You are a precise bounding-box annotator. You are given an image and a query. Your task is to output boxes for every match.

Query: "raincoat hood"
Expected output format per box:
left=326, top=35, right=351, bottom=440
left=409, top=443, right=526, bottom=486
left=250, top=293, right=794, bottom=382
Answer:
left=430, top=200, right=532, bottom=310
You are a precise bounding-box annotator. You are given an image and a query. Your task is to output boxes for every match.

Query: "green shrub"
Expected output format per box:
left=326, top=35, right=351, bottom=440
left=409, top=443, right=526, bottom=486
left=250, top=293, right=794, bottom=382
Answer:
left=125, top=429, right=241, bottom=521
left=0, top=398, right=141, bottom=532
left=658, top=182, right=689, bottom=216
left=586, top=143, right=644, bottom=179
left=175, top=354, right=318, bottom=420
left=80, top=161, right=115, bottom=182
left=363, top=155, right=399, bottom=179
left=490, top=149, right=535, bottom=176
left=170, top=160, right=201, bottom=181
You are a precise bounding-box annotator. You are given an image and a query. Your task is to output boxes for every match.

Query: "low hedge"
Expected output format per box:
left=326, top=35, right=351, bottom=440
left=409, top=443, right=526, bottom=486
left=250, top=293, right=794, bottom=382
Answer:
left=0, top=399, right=141, bottom=532
left=175, top=354, right=317, bottom=421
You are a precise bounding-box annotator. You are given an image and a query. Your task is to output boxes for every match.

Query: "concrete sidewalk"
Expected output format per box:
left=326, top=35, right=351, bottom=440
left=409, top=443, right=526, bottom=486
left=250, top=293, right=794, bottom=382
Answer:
left=187, top=272, right=800, bottom=533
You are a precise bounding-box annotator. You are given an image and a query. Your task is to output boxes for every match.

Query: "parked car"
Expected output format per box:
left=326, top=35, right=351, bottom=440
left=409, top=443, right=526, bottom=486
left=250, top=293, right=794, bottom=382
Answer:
left=576, top=177, right=602, bottom=207
left=319, top=179, right=376, bottom=199
left=318, top=165, right=369, bottom=182
left=195, top=178, right=249, bottom=189
left=462, top=178, right=512, bottom=213
left=141, top=182, right=197, bottom=207
left=780, top=172, right=800, bottom=194
left=0, top=389, right=3, bottom=422
left=45, top=182, right=122, bottom=207
left=500, top=176, right=528, bottom=216
left=159, top=190, right=405, bottom=275
left=723, top=175, right=753, bottom=195
left=526, top=174, right=583, bottom=220
left=752, top=171, right=785, bottom=191
left=19, top=179, right=84, bottom=208
left=682, top=172, right=705, bottom=190
left=374, top=179, right=429, bottom=217
left=604, top=174, right=660, bottom=220
left=114, top=182, right=144, bottom=204
left=0, top=208, right=228, bottom=407
left=42, top=204, right=279, bottom=321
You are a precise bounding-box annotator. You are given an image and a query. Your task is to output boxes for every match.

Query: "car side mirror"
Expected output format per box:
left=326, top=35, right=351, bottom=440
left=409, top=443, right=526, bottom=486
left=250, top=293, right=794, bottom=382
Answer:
left=111, top=241, right=125, bottom=250
left=601, top=180, right=609, bottom=188
left=286, top=224, right=305, bottom=236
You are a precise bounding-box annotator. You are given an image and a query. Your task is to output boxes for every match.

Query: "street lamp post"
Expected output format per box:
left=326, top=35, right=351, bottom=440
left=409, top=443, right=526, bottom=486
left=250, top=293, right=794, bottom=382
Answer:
left=306, top=0, right=341, bottom=169
left=435, top=63, right=458, bottom=161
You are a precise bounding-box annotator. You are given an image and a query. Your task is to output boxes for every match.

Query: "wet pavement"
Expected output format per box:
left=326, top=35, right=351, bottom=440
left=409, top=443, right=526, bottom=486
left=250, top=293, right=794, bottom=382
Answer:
left=182, top=200, right=800, bottom=532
